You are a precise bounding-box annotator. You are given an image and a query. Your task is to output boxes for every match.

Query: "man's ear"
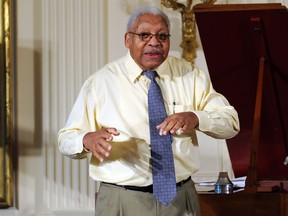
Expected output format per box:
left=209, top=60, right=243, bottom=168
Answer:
left=124, top=33, right=132, bottom=48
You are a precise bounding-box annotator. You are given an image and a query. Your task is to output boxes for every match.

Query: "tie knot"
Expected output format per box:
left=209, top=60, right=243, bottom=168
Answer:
left=143, top=71, right=157, bottom=82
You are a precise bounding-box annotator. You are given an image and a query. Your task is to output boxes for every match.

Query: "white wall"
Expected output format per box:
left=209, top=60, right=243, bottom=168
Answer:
left=1, top=0, right=287, bottom=216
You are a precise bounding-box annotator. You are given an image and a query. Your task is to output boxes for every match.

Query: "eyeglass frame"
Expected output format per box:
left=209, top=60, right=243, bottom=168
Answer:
left=128, top=32, right=171, bottom=42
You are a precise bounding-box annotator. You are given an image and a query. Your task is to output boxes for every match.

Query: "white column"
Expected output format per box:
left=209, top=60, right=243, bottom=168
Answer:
left=41, top=0, right=106, bottom=215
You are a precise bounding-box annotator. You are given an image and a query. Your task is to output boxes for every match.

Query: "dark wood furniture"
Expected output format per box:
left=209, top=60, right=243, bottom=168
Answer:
left=193, top=3, right=288, bottom=215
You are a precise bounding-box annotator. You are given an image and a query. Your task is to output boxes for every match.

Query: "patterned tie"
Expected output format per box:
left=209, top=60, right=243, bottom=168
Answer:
left=144, top=71, right=177, bottom=206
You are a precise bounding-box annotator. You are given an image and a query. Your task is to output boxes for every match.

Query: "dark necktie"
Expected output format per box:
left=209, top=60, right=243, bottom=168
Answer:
left=143, top=71, right=177, bottom=206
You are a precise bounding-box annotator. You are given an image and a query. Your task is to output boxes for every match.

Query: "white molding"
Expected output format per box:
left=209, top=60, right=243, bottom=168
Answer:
left=35, top=210, right=94, bottom=216
left=0, top=209, right=20, bottom=216
left=0, top=209, right=94, bottom=216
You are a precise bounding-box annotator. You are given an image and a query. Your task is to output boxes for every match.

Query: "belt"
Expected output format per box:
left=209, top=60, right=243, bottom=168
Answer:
left=102, top=177, right=191, bottom=193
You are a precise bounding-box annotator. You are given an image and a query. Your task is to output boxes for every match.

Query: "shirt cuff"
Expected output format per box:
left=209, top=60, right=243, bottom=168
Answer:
left=76, top=131, right=89, bottom=153
left=191, top=110, right=208, bottom=131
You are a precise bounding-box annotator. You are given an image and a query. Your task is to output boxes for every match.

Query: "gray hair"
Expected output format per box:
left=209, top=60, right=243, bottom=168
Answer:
left=126, top=6, right=170, bottom=32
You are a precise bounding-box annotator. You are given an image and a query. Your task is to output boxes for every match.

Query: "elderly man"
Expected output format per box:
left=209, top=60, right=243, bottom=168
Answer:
left=58, top=6, right=239, bottom=216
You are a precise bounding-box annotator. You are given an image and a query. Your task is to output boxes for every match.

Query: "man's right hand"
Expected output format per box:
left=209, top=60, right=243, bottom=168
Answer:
left=83, top=128, right=120, bottom=162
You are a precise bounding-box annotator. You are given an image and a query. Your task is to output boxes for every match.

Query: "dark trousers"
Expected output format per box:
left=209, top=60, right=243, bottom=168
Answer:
left=95, top=179, right=201, bottom=216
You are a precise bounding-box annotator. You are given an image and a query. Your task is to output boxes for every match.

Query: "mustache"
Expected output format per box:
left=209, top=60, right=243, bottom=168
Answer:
left=144, top=48, right=163, bottom=54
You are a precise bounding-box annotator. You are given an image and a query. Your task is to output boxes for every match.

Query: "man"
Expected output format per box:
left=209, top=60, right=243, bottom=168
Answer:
left=58, top=6, right=240, bottom=216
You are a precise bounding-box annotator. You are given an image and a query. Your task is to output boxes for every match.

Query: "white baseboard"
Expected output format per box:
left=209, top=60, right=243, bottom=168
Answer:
left=0, top=209, right=94, bottom=216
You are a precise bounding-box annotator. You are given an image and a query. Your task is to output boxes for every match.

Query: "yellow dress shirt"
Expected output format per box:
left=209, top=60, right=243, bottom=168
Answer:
left=58, top=52, right=240, bottom=186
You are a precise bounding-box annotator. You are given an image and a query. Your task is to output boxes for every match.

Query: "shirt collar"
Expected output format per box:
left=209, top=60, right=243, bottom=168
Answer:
left=154, top=59, right=172, bottom=81
left=124, top=51, right=143, bottom=83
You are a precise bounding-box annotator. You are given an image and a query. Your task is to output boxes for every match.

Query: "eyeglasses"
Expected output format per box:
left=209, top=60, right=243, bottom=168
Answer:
left=128, top=32, right=170, bottom=42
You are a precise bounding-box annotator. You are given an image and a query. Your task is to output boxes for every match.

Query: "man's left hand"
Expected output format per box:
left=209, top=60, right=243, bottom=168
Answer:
left=156, top=112, right=199, bottom=135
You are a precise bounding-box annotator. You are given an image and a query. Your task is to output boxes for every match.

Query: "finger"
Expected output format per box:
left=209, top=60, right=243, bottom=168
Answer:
left=170, top=121, right=185, bottom=134
left=93, top=149, right=105, bottom=162
left=159, top=121, right=172, bottom=135
left=156, top=120, right=168, bottom=129
left=105, top=134, right=113, bottom=141
left=99, top=139, right=112, bottom=152
left=92, top=141, right=111, bottom=162
left=181, top=124, right=188, bottom=133
left=101, top=132, right=114, bottom=142
left=106, top=128, right=121, bottom=136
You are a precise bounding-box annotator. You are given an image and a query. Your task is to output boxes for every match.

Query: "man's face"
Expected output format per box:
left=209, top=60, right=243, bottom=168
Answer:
left=125, top=14, right=170, bottom=71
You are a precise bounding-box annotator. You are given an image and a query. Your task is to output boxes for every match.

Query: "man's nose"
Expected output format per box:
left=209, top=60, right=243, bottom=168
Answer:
left=148, top=35, right=161, bottom=45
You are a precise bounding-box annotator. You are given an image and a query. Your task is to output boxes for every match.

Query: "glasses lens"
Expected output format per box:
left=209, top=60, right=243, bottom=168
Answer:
left=157, top=34, right=169, bottom=41
left=139, top=33, right=152, bottom=41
